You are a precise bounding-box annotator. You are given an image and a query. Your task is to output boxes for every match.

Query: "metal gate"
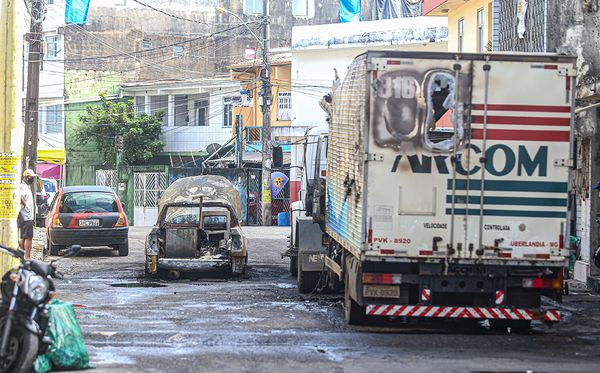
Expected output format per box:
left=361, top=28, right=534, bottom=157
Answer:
left=95, top=169, right=117, bottom=191
left=247, top=169, right=262, bottom=225
left=134, top=172, right=167, bottom=226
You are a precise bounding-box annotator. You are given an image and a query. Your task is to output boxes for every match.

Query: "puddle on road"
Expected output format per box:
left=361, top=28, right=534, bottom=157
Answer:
left=110, top=282, right=167, bottom=288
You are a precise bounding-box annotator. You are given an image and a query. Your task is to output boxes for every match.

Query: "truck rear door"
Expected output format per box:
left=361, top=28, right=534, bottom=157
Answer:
left=364, top=53, right=575, bottom=263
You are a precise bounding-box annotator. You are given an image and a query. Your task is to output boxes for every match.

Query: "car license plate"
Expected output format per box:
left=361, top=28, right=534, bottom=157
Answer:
left=78, top=219, right=100, bottom=227
left=363, top=285, right=400, bottom=298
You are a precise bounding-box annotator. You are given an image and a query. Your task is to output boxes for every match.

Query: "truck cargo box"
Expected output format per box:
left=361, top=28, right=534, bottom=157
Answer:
left=326, top=51, right=576, bottom=265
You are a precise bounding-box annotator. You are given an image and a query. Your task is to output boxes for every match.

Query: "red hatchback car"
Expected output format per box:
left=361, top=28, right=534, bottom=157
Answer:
left=45, top=186, right=129, bottom=256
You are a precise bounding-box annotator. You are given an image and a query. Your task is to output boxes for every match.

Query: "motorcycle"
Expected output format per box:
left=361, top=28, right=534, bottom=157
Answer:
left=0, top=243, right=80, bottom=373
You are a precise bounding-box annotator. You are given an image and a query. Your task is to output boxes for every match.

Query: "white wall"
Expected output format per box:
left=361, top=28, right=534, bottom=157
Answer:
left=291, top=43, right=448, bottom=129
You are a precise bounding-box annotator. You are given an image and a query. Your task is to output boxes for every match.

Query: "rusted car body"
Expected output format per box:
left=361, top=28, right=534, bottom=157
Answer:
left=144, top=175, right=247, bottom=278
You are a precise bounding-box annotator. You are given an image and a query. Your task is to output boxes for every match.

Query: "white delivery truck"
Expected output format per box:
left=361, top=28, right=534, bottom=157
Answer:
left=301, top=51, right=577, bottom=328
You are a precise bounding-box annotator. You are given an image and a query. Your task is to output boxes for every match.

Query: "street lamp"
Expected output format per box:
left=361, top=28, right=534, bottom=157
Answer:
left=215, top=4, right=273, bottom=226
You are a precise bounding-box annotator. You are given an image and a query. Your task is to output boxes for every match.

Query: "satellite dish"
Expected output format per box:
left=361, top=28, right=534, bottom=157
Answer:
left=206, top=143, right=221, bottom=155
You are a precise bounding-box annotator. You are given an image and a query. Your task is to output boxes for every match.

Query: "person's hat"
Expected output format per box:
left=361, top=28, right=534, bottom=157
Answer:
left=22, top=169, right=36, bottom=178
left=593, top=180, right=600, bottom=190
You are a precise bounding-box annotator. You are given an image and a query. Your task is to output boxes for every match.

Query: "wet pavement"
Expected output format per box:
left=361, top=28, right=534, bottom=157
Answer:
left=44, top=226, right=600, bottom=372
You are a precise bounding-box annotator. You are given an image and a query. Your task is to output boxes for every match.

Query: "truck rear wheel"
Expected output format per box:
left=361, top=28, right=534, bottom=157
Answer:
left=297, top=256, right=321, bottom=293
left=289, top=256, right=298, bottom=277
left=344, top=270, right=366, bottom=325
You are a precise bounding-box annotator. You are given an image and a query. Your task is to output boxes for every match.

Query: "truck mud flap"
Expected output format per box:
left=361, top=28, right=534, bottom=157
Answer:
left=299, top=250, right=326, bottom=272
left=365, top=304, right=560, bottom=322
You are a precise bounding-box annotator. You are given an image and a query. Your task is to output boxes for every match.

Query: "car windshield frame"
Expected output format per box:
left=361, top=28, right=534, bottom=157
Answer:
left=59, top=191, right=120, bottom=214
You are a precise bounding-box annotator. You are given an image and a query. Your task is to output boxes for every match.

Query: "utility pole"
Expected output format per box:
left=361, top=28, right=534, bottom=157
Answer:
left=23, top=0, right=45, bottom=221
left=260, top=0, right=272, bottom=226
left=0, top=0, right=22, bottom=271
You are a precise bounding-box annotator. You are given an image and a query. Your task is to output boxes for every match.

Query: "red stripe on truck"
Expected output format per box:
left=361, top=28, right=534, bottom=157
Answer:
left=471, top=129, right=570, bottom=142
left=472, top=104, right=571, bottom=113
left=471, top=115, right=570, bottom=126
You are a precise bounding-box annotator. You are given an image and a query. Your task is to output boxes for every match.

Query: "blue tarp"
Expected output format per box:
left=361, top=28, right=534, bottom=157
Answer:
left=65, top=0, right=91, bottom=24
left=340, top=0, right=362, bottom=22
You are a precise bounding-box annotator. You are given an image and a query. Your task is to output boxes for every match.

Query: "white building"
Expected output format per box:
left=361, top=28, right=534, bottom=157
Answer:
left=121, top=78, right=241, bottom=155
left=34, top=0, right=66, bottom=150
left=288, top=17, right=449, bottom=201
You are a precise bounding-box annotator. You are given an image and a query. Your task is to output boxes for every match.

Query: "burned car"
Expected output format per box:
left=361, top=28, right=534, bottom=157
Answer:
left=144, top=175, right=247, bottom=279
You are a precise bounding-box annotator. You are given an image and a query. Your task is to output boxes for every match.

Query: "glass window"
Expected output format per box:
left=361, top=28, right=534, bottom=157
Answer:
left=45, top=35, right=60, bottom=60
left=60, top=192, right=119, bottom=213
left=143, top=38, right=151, bottom=49
left=477, top=8, right=485, bottom=52
left=243, top=0, right=263, bottom=14
left=43, top=104, right=62, bottom=134
left=150, top=95, right=168, bottom=125
left=292, top=0, right=308, bottom=16
left=164, top=206, right=201, bottom=225
left=195, top=100, right=209, bottom=126
left=174, top=95, right=189, bottom=126
left=172, top=45, right=184, bottom=58
left=223, top=97, right=241, bottom=127
left=135, top=96, right=145, bottom=115
left=277, top=92, right=292, bottom=121
left=203, top=215, right=228, bottom=230
left=458, top=18, right=464, bottom=52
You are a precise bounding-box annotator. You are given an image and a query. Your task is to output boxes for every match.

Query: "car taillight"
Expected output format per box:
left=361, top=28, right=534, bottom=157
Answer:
left=114, top=213, right=127, bottom=227
left=522, top=278, right=562, bottom=289
left=52, top=215, right=62, bottom=228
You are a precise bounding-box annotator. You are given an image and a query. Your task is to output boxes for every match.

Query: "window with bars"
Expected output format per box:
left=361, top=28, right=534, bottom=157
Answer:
left=244, top=0, right=263, bottom=14
left=277, top=92, right=292, bottom=121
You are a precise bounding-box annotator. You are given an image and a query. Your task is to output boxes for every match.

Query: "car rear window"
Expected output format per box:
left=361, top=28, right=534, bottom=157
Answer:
left=203, top=215, right=227, bottom=230
left=164, top=206, right=200, bottom=225
left=59, top=192, right=119, bottom=213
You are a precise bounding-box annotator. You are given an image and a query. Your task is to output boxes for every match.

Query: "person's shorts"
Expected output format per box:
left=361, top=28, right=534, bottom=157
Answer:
left=19, top=220, right=34, bottom=240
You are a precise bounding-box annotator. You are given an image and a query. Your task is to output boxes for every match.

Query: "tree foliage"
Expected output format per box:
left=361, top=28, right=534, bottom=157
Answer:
left=75, top=94, right=164, bottom=166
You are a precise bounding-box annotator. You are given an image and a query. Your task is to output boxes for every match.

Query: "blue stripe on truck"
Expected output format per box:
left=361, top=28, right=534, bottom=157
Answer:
left=445, top=208, right=566, bottom=218
left=447, top=179, right=568, bottom=193
left=446, top=195, right=568, bottom=207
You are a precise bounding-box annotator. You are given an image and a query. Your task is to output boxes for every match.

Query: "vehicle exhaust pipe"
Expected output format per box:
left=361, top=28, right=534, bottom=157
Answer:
left=167, top=270, right=180, bottom=280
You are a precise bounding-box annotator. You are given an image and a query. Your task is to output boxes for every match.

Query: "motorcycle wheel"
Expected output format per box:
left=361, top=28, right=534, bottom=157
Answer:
left=0, top=323, right=39, bottom=373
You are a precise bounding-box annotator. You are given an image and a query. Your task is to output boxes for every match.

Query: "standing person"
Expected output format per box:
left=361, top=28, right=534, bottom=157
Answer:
left=19, top=169, right=36, bottom=259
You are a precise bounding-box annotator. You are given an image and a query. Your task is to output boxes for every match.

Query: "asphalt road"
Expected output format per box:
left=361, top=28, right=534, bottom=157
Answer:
left=46, top=226, right=600, bottom=372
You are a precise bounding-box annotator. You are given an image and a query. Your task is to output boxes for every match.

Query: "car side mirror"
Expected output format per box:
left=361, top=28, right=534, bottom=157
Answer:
left=121, top=202, right=126, bottom=208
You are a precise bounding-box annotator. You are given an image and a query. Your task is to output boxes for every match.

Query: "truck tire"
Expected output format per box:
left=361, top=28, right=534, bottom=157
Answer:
left=344, top=269, right=366, bottom=325
left=297, top=256, right=321, bottom=293
left=118, top=242, right=129, bottom=257
left=289, top=256, right=298, bottom=277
